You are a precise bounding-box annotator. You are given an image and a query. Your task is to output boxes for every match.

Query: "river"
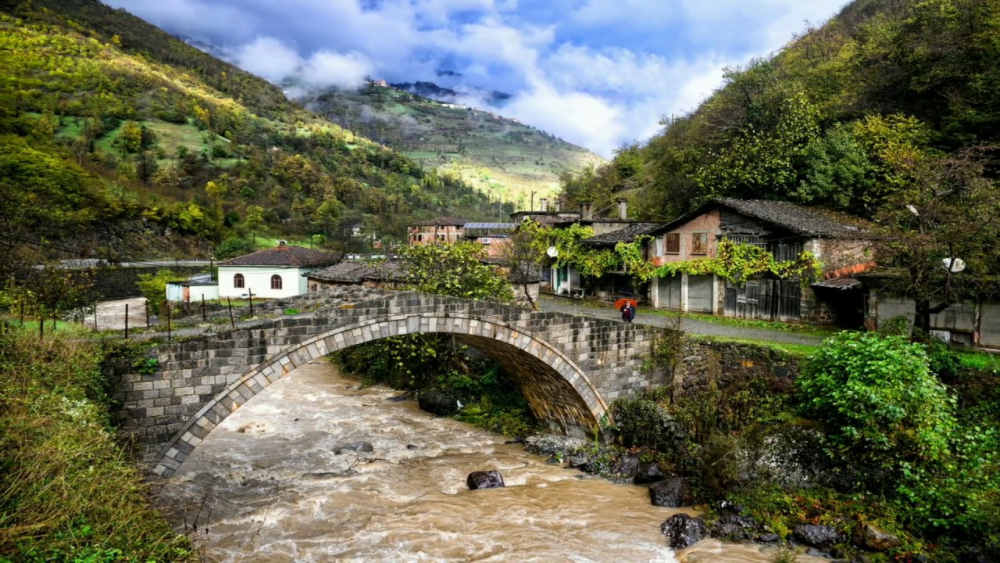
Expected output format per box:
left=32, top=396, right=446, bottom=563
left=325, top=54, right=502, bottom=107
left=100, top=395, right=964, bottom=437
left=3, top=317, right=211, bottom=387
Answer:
left=157, top=360, right=824, bottom=562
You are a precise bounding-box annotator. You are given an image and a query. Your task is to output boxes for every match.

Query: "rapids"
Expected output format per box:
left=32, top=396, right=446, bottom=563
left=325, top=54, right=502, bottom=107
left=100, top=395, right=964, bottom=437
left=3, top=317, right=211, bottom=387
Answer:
left=158, top=360, right=825, bottom=562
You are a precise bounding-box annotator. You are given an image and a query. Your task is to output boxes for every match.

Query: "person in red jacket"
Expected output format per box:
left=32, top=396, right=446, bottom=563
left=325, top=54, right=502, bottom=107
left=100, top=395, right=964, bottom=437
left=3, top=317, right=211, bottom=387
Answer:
left=620, top=301, right=636, bottom=323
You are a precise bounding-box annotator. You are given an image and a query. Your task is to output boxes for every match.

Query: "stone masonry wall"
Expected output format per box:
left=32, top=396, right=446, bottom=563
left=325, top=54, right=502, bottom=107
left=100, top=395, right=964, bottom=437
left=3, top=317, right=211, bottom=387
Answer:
left=115, top=288, right=667, bottom=476
left=670, top=338, right=803, bottom=398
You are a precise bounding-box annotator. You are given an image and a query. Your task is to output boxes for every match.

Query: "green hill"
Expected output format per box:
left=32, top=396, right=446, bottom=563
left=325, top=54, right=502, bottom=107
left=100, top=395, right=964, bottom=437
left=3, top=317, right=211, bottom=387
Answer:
left=304, top=83, right=605, bottom=207
left=562, top=0, right=1000, bottom=221
left=0, top=0, right=509, bottom=269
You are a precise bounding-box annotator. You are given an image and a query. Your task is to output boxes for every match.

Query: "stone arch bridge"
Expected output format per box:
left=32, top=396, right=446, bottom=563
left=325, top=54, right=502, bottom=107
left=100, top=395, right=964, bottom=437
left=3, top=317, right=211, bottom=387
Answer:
left=113, top=289, right=666, bottom=478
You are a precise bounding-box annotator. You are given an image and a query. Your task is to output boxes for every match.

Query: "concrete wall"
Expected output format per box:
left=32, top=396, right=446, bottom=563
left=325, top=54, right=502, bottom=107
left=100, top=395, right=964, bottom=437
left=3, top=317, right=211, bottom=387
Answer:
left=869, top=291, right=983, bottom=347
left=217, top=266, right=310, bottom=299
left=114, top=289, right=666, bottom=477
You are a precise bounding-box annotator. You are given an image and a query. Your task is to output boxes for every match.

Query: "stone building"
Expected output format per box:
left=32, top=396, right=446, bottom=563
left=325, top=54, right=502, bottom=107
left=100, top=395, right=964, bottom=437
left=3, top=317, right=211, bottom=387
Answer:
left=643, top=198, right=874, bottom=324
left=407, top=217, right=467, bottom=245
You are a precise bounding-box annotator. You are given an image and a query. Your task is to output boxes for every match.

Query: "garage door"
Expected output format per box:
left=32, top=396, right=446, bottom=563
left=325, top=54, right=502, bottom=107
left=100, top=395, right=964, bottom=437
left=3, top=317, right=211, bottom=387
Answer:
left=657, top=275, right=681, bottom=309
left=688, top=275, right=714, bottom=313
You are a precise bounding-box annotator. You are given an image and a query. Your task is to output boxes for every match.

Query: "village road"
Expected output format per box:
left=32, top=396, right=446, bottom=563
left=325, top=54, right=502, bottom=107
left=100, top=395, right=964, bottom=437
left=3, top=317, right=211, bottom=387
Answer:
left=537, top=295, right=826, bottom=347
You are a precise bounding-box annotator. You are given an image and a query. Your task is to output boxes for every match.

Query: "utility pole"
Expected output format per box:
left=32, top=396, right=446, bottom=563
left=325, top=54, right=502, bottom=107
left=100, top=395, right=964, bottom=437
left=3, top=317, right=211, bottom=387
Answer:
left=530, top=191, right=535, bottom=213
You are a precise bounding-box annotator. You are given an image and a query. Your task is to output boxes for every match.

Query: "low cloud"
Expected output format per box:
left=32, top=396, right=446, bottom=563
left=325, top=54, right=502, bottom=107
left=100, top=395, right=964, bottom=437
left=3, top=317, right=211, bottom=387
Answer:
left=107, top=0, right=849, bottom=157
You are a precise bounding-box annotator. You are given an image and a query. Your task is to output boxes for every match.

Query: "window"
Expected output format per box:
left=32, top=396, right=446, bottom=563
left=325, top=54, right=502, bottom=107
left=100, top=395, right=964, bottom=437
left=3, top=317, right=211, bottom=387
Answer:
left=233, top=273, right=245, bottom=288
left=654, top=237, right=664, bottom=257
left=665, top=233, right=681, bottom=254
left=691, top=233, right=708, bottom=255
left=270, top=274, right=283, bottom=290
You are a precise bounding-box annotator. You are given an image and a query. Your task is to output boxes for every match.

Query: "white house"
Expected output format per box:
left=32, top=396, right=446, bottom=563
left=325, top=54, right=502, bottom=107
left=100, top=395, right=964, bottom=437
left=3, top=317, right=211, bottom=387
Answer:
left=217, top=243, right=338, bottom=299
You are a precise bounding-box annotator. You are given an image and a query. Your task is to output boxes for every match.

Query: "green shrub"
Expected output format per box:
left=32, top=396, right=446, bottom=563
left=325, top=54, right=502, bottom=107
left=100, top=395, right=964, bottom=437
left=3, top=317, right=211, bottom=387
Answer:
left=214, top=236, right=255, bottom=260
left=610, top=389, right=684, bottom=453
left=799, top=331, right=957, bottom=497
left=136, top=269, right=183, bottom=314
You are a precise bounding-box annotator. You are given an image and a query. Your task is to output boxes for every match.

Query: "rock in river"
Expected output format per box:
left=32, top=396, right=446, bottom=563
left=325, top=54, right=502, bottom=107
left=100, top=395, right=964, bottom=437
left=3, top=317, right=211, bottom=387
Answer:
left=418, top=389, right=459, bottom=416
left=661, top=514, right=707, bottom=549
left=649, top=477, right=687, bottom=507
left=467, top=470, right=505, bottom=490
left=633, top=461, right=666, bottom=484
left=334, top=441, right=374, bottom=454
left=793, top=524, right=841, bottom=550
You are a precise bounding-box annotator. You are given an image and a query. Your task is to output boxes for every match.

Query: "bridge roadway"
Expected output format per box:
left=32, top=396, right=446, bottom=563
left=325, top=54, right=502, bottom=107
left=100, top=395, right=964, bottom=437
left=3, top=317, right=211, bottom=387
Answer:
left=111, top=288, right=667, bottom=478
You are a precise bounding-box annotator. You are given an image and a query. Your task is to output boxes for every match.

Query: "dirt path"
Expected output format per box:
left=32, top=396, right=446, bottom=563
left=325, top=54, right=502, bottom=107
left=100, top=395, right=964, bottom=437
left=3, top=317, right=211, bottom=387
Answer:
left=83, top=297, right=149, bottom=331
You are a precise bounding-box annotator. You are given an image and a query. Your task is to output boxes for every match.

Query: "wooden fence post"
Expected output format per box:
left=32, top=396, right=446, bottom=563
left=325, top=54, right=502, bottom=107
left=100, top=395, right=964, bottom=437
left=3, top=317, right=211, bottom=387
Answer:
left=248, top=289, right=253, bottom=318
left=201, top=294, right=206, bottom=322
left=166, top=301, right=172, bottom=342
left=124, top=303, right=129, bottom=339
left=227, top=297, right=235, bottom=328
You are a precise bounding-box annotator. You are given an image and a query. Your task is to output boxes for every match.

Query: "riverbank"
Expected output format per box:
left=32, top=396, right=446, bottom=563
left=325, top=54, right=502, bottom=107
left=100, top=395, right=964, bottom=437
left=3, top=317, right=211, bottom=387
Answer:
left=0, top=328, right=194, bottom=561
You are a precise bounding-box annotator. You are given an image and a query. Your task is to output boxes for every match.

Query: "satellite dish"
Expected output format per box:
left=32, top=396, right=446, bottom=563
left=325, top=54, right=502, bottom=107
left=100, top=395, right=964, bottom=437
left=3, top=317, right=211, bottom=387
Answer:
left=943, top=257, right=966, bottom=273
left=546, top=246, right=559, bottom=258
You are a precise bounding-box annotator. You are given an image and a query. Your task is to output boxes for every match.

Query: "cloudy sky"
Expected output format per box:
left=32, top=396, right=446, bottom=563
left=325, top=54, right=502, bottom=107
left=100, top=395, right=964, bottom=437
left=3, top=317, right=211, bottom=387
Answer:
left=105, top=0, right=848, bottom=157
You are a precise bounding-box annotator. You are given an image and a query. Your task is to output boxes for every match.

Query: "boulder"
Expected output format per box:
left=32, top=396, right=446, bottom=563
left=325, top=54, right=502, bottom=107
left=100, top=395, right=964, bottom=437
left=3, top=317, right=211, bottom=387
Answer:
left=710, top=512, right=763, bottom=543
left=660, top=514, right=707, bottom=550
left=853, top=522, right=902, bottom=552
left=614, top=453, right=640, bottom=478
left=633, top=461, right=666, bottom=485
left=793, top=524, right=841, bottom=550
left=467, top=470, right=505, bottom=490
left=649, top=477, right=687, bottom=507
left=334, top=441, right=374, bottom=455
left=759, top=533, right=781, bottom=543
left=418, top=389, right=459, bottom=416
left=567, top=452, right=591, bottom=469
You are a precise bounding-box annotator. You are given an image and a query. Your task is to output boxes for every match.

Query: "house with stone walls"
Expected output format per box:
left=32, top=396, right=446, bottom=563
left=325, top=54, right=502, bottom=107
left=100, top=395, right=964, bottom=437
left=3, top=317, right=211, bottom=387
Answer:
left=217, top=243, right=338, bottom=300
left=576, top=222, right=663, bottom=301
left=548, top=200, right=664, bottom=297
left=407, top=217, right=468, bottom=245
left=643, top=198, right=875, bottom=325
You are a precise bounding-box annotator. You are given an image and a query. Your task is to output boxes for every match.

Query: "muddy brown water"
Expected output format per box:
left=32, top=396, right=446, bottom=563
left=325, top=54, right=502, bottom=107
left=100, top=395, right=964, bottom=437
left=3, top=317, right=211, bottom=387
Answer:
left=158, top=361, right=825, bottom=562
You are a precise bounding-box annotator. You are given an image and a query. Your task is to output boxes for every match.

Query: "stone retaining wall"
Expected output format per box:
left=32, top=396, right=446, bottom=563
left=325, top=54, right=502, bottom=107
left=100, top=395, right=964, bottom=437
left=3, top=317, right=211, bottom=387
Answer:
left=670, top=338, right=804, bottom=397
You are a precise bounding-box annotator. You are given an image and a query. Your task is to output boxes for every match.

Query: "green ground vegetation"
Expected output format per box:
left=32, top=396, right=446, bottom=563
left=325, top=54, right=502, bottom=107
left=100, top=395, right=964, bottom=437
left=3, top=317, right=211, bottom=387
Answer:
left=596, top=330, right=1000, bottom=561
left=0, top=327, right=194, bottom=562
left=307, top=84, right=604, bottom=206
left=0, top=0, right=509, bottom=276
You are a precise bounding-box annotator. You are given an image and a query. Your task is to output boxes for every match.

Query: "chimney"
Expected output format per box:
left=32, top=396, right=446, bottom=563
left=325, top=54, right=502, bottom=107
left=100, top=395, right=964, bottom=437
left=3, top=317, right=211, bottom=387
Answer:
left=581, top=202, right=593, bottom=220
left=618, top=199, right=628, bottom=220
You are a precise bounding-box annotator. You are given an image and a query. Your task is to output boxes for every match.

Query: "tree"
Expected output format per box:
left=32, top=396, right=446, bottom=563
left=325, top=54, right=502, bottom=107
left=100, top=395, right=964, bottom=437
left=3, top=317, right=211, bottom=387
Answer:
left=118, top=120, right=143, bottom=154
left=243, top=205, right=265, bottom=245
left=401, top=242, right=513, bottom=302
left=873, top=149, right=1000, bottom=334
left=499, top=224, right=543, bottom=310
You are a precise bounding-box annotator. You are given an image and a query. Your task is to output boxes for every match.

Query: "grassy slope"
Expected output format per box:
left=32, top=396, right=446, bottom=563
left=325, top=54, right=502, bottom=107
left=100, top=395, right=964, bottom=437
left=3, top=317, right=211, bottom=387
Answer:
left=0, top=1, right=503, bottom=262
left=306, top=85, right=605, bottom=205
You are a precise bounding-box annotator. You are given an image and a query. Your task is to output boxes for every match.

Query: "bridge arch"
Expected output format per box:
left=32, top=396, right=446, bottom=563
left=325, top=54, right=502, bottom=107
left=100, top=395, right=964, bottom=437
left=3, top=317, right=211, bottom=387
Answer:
left=151, top=313, right=608, bottom=477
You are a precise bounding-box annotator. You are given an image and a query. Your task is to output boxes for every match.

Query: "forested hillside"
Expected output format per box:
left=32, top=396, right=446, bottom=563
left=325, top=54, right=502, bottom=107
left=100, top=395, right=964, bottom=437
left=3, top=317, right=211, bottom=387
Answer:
left=564, top=0, right=1000, bottom=220
left=303, top=83, right=604, bottom=206
left=0, top=0, right=506, bottom=270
